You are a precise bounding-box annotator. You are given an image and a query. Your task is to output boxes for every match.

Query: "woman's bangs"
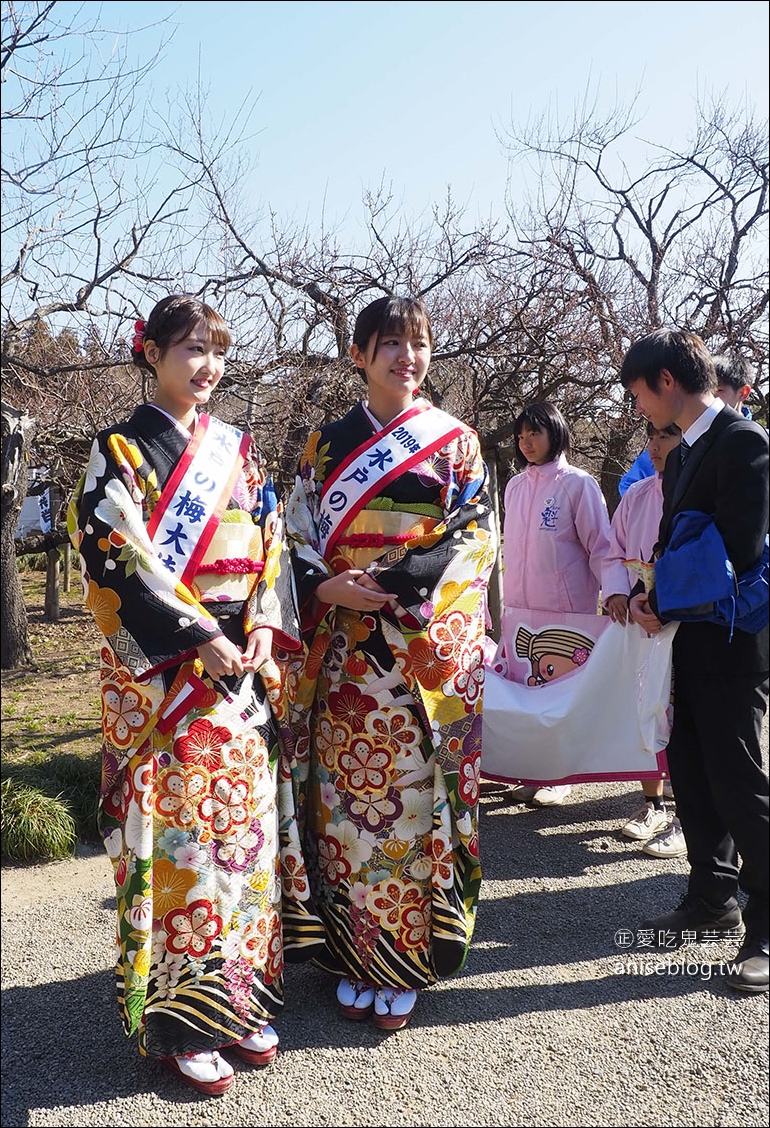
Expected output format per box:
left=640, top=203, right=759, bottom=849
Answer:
left=199, top=310, right=232, bottom=352
left=378, top=304, right=432, bottom=346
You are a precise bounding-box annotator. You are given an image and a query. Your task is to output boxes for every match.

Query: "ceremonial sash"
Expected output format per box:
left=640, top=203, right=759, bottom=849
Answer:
left=146, top=414, right=251, bottom=586
left=318, top=400, right=466, bottom=558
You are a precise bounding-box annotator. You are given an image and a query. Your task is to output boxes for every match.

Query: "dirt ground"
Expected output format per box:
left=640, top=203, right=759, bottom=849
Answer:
left=1, top=570, right=101, bottom=762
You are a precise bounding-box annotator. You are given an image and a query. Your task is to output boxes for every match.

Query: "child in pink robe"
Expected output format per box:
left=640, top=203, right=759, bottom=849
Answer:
left=602, top=420, right=685, bottom=855
left=501, top=402, right=610, bottom=805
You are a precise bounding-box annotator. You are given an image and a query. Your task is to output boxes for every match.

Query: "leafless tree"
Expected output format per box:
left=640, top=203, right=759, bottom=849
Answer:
left=1, top=0, right=186, bottom=664
left=3, top=11, right=767, bottom=666
left=499, top=88, right=769, bottom=508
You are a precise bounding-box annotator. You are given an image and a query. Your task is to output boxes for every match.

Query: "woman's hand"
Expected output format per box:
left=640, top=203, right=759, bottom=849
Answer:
left=242, top=626, right=274, bottom=673
left=197, top=635, right=248, bottom=679
left=605, top=593, right=630, bottom=625
left=316, top=569, right=393, bottom=611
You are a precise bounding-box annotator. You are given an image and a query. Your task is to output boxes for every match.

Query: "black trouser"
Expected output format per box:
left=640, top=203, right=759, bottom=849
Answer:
left=666, top=667, right=769, bottom=939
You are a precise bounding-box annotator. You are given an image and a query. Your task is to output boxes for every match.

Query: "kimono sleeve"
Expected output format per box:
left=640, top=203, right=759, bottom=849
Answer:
left=69, top=431, right=223, bottom=678
left=285, top=429, right=334, bottom=610
left=242, top=442, right=302, bottom=652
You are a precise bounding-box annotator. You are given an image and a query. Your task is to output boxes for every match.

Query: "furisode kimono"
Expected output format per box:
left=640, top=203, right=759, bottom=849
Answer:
left=286, top=399, right=498, bottom=990
left=69, top=404, right=323, bottom=1059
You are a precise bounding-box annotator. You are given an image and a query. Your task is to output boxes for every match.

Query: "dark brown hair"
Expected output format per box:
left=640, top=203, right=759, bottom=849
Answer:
left=133, top=295, right=231, bottom=374
left=619, top=328, right=716, bottom=395
left=512, top=402, right=571, bottom=469
left=352, top=296, right=434, bottom=380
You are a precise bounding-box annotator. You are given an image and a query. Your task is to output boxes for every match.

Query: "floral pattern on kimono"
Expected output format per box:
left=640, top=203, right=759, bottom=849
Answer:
left=286, top=401, right=498, bottom=988
left=69, top=404, right=324, bottom=1059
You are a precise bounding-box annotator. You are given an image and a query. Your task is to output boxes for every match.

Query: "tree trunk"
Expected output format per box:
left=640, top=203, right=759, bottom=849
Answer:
left=62, top=542, right=71, bottom=593
left=1, top=402, right=35, bottom=668
left=44, top=548, right=60, bottom=621
left=483, top=446, right=506, bottom=643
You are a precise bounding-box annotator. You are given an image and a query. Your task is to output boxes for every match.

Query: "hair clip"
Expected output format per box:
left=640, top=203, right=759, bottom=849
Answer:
left=132, top=319, right=146, bottom=352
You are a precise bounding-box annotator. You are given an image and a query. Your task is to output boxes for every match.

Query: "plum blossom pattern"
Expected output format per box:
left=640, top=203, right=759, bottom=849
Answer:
left=164, top=899, right=223, bottom=957
left=70, top=403, right=323, bottom=1059
left=288, top=400, right=496, bottom=991
left=174, top=719, right=232, bottom=771
left=102, top=683, right=152, bottom=749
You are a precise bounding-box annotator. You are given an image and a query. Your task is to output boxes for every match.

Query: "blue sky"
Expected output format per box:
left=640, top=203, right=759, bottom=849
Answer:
left=52, top=0, right=770, bottom=237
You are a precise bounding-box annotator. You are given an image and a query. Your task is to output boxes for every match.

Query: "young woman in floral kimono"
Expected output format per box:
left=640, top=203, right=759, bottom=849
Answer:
left=287, top=296, right=498, bottom=1030
left=70, top=295, right=322, bottom=1096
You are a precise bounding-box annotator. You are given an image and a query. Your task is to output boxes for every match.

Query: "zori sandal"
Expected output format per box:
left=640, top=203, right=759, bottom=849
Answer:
left=336, top=977, right=375, bottom=1020
left=163, top=1050, right=234, bottom=1096
left=373, top=986, right=417, bottom=1031
left=228, top=1023, right=279, bottom=1066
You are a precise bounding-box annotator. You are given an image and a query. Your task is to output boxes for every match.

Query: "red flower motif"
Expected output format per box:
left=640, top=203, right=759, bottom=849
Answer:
left=174, top=718, right=232, bottom=771
left=163, top=898, right=222, bottom=957
left=396, top=895, right=431, bottom=952
left=316, top=834, right=352, bottom=886
left=264, top=916, right=284, bottom=984
left=407, top=637, right=454, bottom=691
left=338, top=737, right=395, bottom=794
left=328, top=684, right=378, bottom=729
left=132, top=319, right=146, bottom=353
left=449, top=642, right=486, bottom=706
left=429, top=609, right=470, bottom=662
left=458, top=751, right=481, bottom=806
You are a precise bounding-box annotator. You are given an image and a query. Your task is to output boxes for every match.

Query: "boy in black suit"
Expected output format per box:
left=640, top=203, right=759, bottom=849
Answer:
left=620, top=328, right=769, bottom=994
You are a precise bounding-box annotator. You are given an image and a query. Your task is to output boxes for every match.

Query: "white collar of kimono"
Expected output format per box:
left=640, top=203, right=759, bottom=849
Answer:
left=149, top=402, right=197, bottom=439
left=362, top=400, right=417, bottom=433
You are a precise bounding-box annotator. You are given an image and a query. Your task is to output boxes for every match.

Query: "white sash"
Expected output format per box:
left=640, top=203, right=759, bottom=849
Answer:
left=147, top=413, right=251, bottom=586
left=318, top=399, right=466, bottom=558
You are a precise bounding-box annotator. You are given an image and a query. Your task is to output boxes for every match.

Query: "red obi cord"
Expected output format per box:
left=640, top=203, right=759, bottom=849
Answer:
left=196, top=558, right=265, bottom=575
left=335, top=533, right=415, bottom=548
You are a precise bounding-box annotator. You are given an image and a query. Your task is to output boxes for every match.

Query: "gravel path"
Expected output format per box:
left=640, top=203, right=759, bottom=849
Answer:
left=2, top=779, right=768, bottom=1128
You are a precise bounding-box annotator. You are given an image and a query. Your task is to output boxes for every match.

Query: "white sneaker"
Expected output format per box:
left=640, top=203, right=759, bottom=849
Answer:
left=622, top=803, right=669, bottom=841
left=507, top=784, right=538, bottom=802
left=642, top=817, right=688, bottom=858
left=532, top=785, right=572, bottom=807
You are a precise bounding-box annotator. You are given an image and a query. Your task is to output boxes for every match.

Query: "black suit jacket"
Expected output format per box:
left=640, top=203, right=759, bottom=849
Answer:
left=650, top=405, right=769, bottom=676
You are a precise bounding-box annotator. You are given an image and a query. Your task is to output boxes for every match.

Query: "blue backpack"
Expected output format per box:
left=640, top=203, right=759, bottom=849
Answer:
left=655, top=510, right=769, bottom=639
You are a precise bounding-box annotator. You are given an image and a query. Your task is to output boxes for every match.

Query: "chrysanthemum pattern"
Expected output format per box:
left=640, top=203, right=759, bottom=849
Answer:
left=71, top=413, right=319, bottom=1058
left=292, top=409, right=496, bottom=991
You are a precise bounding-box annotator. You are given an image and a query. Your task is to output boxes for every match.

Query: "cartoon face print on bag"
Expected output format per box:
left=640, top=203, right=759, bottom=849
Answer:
left=515, top=625, right=595, bottom=686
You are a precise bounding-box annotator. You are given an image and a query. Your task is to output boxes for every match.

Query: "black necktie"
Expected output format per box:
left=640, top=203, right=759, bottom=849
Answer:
left=680, top=437, right=691, bottom=465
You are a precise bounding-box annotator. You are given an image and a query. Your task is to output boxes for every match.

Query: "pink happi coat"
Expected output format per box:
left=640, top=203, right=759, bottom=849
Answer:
left=601, top=473, right=664, bottom=603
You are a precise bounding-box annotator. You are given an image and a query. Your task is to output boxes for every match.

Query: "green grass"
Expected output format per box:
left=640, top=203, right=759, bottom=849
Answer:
left=1, top=568, right=102, bottom=862
left=0, top=751, right=101, bottom=861
left=1, top=777, right=77, bottom=861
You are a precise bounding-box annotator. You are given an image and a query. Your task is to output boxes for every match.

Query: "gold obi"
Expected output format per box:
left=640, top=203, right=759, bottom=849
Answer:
left=191, top=513, right=264, bottom=603
left=330, top=508, right=440, bottom=571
